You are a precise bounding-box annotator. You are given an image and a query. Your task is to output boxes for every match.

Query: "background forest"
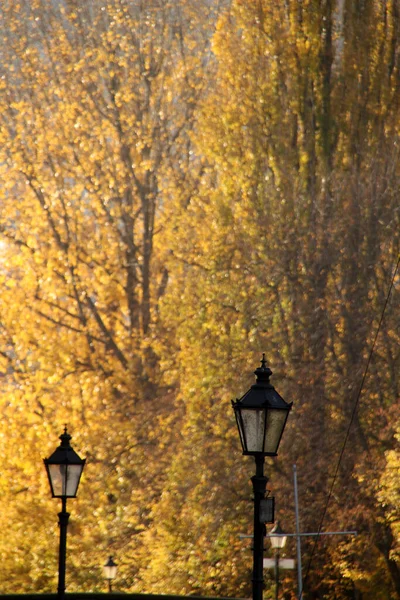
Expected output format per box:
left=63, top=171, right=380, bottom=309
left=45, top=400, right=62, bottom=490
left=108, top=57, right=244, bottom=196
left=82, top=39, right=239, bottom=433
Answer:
left=0, top=0, right=398, bottom=598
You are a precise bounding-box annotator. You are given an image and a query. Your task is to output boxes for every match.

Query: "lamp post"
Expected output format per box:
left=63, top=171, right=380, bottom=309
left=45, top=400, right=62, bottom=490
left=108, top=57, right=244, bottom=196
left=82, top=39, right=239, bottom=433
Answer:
left=269, top=521, right=287, bottom=600
left=44, top=427, right=86, bottom=600
left=232, top=355, right=292, bottom=600
left=103, top=556, right=118, bottom=593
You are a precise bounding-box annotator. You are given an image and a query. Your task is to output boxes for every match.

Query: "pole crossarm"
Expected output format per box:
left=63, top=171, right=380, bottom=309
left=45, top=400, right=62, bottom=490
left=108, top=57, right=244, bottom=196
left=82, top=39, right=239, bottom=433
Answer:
left=274, top=531, right=358, bottom=538
left=292, top=465, right=358, bottom=600
left=239, top=531, right=357, bottom=539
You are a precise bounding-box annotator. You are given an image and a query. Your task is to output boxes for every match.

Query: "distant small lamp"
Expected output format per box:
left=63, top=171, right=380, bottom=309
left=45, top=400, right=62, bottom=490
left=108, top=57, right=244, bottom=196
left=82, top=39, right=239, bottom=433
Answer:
left=103, top=556, right=118, bottom=593
left=269, top=521, right=287, bottom=600
left=44, top=428, right=86, bottom=599
left=270, top=521, right=287, bottom=549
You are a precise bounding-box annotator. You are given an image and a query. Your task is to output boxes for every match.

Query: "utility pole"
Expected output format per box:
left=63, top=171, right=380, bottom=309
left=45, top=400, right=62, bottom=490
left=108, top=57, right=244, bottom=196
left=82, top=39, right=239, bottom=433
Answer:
left=293, top=464, right=302, bottom=598
left=292, top=464, right=357, bottom=600
left=240, top=465, right=357, bottom=600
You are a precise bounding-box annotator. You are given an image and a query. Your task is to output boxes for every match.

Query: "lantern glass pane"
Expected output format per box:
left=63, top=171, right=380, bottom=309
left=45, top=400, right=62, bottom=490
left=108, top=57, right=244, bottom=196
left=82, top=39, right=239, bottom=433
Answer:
left=48, top=464, right=83, bottom=497
left=270, top=534, right=287, bottom=549
left=103, top=564, right=117, bottom=580
left=241, top=408, right=265, bottom=453
left=234, top=411, right=246, bottom=450
left=263, top=409, right=288, bottom=454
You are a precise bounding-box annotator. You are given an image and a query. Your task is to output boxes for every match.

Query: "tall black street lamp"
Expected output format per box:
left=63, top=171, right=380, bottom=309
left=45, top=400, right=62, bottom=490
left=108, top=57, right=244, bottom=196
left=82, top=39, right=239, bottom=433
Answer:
left=44, top=428, right=86, bottom=599
left=232, top=355, right=292, bottom=600
left=269, top=521, right=287, bottom=600
left=103, top=556, right=118, bottom=593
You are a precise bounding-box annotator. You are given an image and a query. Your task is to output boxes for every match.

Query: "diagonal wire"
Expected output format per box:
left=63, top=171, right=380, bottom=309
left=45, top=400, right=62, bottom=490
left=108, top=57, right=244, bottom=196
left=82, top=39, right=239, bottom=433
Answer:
left=299, top=253, right=400, bottom=600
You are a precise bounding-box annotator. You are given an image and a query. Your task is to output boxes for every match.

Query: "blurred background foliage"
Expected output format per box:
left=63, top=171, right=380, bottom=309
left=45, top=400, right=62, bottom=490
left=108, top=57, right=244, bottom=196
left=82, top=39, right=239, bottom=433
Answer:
left=0, top=0, right=398, bottom=598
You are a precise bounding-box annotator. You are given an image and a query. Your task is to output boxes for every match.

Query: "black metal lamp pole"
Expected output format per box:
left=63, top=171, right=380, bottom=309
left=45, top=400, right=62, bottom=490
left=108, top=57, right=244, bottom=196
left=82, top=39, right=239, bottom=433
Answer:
left=58, top=497, right=70, bottom=598
left=252, top=456, right=268, bottom=600
left=232, top=356, right=292, bottom=600
left=44, top=428, right=86, bottom=600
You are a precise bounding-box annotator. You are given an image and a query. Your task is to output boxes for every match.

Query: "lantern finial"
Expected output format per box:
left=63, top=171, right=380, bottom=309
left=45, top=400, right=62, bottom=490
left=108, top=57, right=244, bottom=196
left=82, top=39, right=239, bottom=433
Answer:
left=59, top=427, right=72, bottom=447
left=254, top=354, right=272, bottom=384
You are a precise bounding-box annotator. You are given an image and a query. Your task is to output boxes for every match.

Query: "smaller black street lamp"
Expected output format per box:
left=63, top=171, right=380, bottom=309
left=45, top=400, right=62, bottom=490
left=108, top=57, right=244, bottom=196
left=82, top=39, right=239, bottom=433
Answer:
left=269, top=521, right=287, bottom=600
left=44, top=428, right=86, bottom=599
left=103, top=556, right=118, bottom=592
left=232, top=355, right=292, bottom=600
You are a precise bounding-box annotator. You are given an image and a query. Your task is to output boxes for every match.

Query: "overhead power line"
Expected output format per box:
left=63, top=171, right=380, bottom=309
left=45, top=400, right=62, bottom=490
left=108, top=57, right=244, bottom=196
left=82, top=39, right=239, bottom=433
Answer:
left=300, top=253, right=400, bottom=599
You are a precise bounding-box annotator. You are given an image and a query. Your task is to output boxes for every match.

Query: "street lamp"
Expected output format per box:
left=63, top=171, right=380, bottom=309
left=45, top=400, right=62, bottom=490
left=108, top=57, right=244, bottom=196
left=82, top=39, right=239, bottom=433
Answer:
left=44, top=427, right=86, bottom=599
left=269, top=521, right=287, bottom=600
left=232, top=355, right=292, bottom=600
left=103, top=556, right=118, bottom=593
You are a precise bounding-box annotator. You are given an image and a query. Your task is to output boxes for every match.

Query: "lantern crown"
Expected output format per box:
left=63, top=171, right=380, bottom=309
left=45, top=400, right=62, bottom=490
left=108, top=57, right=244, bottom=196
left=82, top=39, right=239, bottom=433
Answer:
left=239, top=355, right=289, bottom=410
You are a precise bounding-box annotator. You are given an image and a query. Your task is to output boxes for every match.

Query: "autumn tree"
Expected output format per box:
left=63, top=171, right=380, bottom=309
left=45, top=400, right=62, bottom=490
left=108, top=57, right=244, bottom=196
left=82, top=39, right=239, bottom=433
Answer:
left=0, top=0, right=399, bottom=598
left=0, top=0, right=215, bottom=592
left=144, top=0, right=400, bottom=598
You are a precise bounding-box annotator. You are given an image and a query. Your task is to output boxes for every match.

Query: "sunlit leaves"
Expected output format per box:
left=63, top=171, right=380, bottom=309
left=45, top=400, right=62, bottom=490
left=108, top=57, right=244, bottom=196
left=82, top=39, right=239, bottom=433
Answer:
left=0, top=0, right=211, bottom=593
left=0, top=0, right=399, bottom=598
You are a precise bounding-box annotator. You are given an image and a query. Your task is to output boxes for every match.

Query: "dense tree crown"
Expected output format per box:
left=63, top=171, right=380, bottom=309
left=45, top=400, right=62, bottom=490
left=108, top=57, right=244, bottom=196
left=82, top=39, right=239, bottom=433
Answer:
left=0, top=0, right=398, bottom=598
